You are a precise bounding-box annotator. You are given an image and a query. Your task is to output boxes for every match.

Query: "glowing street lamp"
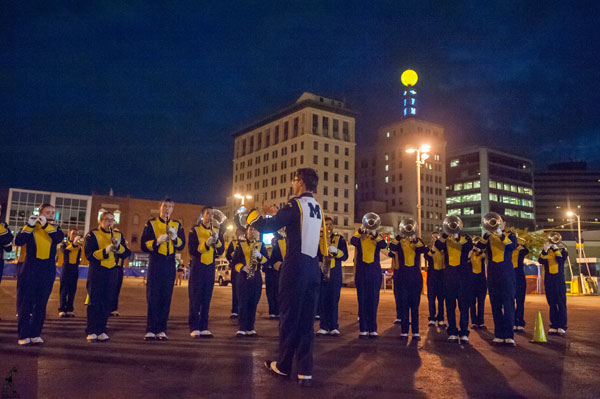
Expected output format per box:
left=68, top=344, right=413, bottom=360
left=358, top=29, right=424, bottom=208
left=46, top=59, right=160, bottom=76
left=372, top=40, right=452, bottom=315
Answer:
left=406, top=144, right=431, bottom=237
left=234, top=193, right=252, bottom=206
left=567, top=211, right=583, bottom=260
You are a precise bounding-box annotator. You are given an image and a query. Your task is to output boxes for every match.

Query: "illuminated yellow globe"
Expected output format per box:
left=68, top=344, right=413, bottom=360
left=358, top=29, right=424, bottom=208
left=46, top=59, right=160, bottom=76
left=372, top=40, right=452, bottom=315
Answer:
left=401, top=69, right=418, bottom=86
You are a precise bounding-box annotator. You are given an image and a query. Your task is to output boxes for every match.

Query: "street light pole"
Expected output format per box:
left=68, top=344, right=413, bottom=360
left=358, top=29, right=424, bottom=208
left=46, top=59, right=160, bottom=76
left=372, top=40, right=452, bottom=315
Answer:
left=406, top=145, right=430, bottom=238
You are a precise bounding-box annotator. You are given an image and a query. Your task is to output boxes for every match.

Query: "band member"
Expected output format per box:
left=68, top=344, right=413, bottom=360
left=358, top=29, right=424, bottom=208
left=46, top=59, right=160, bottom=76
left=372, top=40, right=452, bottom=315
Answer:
left=469, top=241, right=487, bottom=329
left=58, top=230, right=83, bottom=317
left=387, top=236, right=403, bottom=325
left=141, top=198, right=186, bottom=340
left=316, top=217, right=348, bottom=336
left=389, top=231, right=427, bottom=340
left=351, top=226, right=387, bottom=338
left=266, top=229, right=286, bottom=319
left=226, top=228, right=245, bottom=319
left=188, top=206, right=224, bottom=338
left=539, top=239, right=568, bottom=336
left=175, top=261, right=184, bottom=286
left=477, top=223, right=518, bottom=346
left=84, top=211, right=130, bottom=342
left=231, top=225, right=268, bottom=337
left=436, top=231, right=473, bottom=344
left=15, top=203, right=64, bottom=345
left=111, top=243, right=129, bottom=317
left=252, top=168, right=323, bottom=386
left=424, top=232, right=446, bottom=327
left=512, top=241, right=529, bottom=332
left=0, top=205, right=14, bottom=287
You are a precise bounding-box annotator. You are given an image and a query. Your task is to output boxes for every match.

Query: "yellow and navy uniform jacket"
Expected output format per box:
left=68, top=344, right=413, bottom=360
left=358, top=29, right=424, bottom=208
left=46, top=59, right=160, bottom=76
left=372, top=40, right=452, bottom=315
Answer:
left=15, top=221, right=64, bottom=262
left=476, top=232, right=517, bottom=273
left=424, top=245, right=446, bottom=273
left=84, top=227, right=130, bottom=269
left=435, top=234, right=473, bottom=271
left=267, top=234, right=286, bottom=271
left=188, top=223, right=224, bottom=265
left=226, top=239, right=244, bottom=270
left=350, top=231, right=387, bottom=266
left=389, top=236, right=427, bottom=271
left=231, top=240, right=269, bottom=275
left=470, top=250, right=486, bottom=276
left=58, top=240, right=83, bottom=267
left=387, top=236, right=400, bottom=271
left=0, top=222, right=14, bottom=266
left=512, top=244, right=529, bottom=269
left=141, top=217, right=185, bottom=257
left=318, top=233, right=348, bottom=270
left=539, top=247, right=567, bottom=277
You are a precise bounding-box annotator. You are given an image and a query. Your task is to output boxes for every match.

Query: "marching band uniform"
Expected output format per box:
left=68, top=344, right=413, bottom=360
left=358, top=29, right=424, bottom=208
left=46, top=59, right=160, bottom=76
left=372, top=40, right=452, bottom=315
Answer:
left=424, top=246, right=446, bottom=327
left=15, top=217, right=64, bottom=343
left=141, top=216, right=185, bottom=339
left=226, top=238, right=243, bottom=317
left=58, top=236, right=83, bottom=316
left=316, top=231, right=348, bottom=335
left=231, top=237, right=268, bottom=335
left=539, top=245, right=568, bottom=334
left=188, top=222, right=224, bottom=337
left=84, top=227, right=130, bottom=341
left=477, top=231, right=518, bottom=344
left=250, top=191, right=324, bottom=382
left=512, top=244, right=529, bottom=331
left=436, top=233, right=473, bottom=342
left=388, top=236, right=403, bottom=324
left=266, top=232, right=286, bottom=318
left=0, top=221, right=14, bottom=285
left=351, top=230, right=386, bottom=337
left=469, top=248, right=487, bottom=328
left=390, top=236, right=428, bottom=338
left=111, top=255, right=127, bottom=316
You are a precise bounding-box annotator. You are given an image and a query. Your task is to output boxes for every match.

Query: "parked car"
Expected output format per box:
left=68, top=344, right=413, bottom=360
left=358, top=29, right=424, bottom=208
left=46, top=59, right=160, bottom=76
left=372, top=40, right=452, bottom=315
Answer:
left=215, top=259, right=231, bottom=286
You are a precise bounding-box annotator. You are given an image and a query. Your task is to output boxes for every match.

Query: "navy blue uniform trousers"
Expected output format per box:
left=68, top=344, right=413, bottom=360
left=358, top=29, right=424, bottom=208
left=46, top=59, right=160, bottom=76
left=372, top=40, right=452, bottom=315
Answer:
left=146, top=254, right=176, bottom=333
left=17, top=259, right=56, bottom=339
left=469, top=273, right=487, bottom=326
left=264, top=268, right=280, bottom=316
left=319, top=265, right=342, bottom=331
left=188, top=262, right=215, bottom=331
left=231, top=268, right=239, bottom=314
left=87, top=264, right=118, bottom=335
left=444, top=268, right=470, bottom=337
left=392, top=271, right=403, bottom=320
left=427, top=269, right=444, bottom=322
left=514, top=267, right=526, bottom=327
left=545, top=275, right=567, bottom=329
left=111, top=266, right=124, bottom=312
left=277, top=254, right=320, bottom=376
left=401, top=272, right=422, bottom=334
left=488, top=263, right=516, bottom=339
left=237, top=272, right=262, bottom=331
left=59, top=263, right=79, bottom=312
left=355, top=262, right=382, bottom=332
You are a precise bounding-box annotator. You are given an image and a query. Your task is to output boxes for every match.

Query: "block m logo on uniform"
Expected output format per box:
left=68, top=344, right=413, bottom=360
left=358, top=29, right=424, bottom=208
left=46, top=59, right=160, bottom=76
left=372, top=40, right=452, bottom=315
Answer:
left=307, top=203, right=322, bottom=219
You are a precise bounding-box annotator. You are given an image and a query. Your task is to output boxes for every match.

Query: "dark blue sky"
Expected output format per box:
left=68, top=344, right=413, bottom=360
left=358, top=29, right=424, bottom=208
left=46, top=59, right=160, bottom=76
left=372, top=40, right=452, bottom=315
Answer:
left=2, top=2, right=599, bottom=204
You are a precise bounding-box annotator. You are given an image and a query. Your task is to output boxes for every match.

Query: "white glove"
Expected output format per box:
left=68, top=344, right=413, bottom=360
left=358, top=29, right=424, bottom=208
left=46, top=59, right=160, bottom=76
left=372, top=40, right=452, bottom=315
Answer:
left=27, top=215, right=39, bottom=227
left=157, top=234, right=169, bottom=244
left=551, top=244, right=559, bottom=250
left=105, top=243, right=116, bottom=253
left=328, top=246, right=338, bottom=255
left=453, top=234, right=459, bottom=240
left=168, top=227, right=177, bottom=240
left=206, top=235, right=217, bottom=246
left=252, top=250, right=262, bottom=260
left=543, top=242, right=550, bottom=251
left=242, top=265, right=251, bottom=273
left=39, top=215, right=47, bottom=225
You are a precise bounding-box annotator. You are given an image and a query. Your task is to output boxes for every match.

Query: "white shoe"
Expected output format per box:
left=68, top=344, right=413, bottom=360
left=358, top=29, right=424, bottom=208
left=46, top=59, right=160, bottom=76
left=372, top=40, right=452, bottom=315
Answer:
left=358, top=331, right=368, bottom=338
left=31, top=337, right=44, bottom=345
left=246, top=330, right=257, bottom=336
left=329, top=329, right=340, bottom=336
left=448, top=335, right=458, bottom=343
left=492, top=337, right=504, bottom=344
left=230, top=313, right=238, bottom=319
left=369, top=331, right=378, bottom=337
left=87, top=334, right=98, bottom=342
left=460, top=335, right=469, bottom=344
left=504, top=338, right=516, bottom=346
left=110, top=311, right=120, bottom=317
left=190, top=330, right=201, bottom=338
left=557, top=328, right=566, bottom=336
left=394, top=319, right=402, bottom=324
left=144, top=332, right=157, bottom=340
left=316, top=329, right=329, bottom=335
left=58, top=311, right=67, bottom=318
left=236, top=330, right=246, bottom=337
left=199, top=330, right=213, bottom=338
left=97, top=333, right=110, bottom=341
left=157, top=332, right=168, bottom=340
left=18, top=338, right=31, bottom=346
left=412, top=333, right=421, bottom=341
left=548, top=328, right=558, bottom=335
left=400, top=333, right=409, bottom=339
left=428, top=320, right=436, bottom=326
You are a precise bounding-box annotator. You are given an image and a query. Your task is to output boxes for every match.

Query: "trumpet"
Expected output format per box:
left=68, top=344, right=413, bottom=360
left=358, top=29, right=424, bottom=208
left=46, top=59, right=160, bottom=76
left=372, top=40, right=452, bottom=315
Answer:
left=109, top=227, right=120, bottom=252
left=482, top=212, right=503, bottom=235
left=360, top=212, right=381, bottom=237
left=443, top=215, right=463, bottom=236
left=247, top=240, right=261, bottom=280
left=547, top=232, right=565, bottom=249
left=399, top=217, right=417, bottom=238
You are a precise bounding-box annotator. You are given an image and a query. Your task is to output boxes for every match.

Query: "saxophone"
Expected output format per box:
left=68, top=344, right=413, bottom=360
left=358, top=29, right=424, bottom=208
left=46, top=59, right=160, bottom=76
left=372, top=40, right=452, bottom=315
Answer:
left=319, top=232, right=334, bottom=281
left=247, top=241, right=261, bottom=280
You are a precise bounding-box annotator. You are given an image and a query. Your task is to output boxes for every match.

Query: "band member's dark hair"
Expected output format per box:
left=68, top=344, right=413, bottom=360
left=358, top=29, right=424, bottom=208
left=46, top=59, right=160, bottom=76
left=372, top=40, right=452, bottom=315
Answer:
left=325, top=216, right=334, bottom=223
left=39, top=203, right=54, bottom=212
left=201, top=206, right=214, bottom=214
left=161, top=197, right=174, bottom=205
left=295, top=168, right=319, bottom=192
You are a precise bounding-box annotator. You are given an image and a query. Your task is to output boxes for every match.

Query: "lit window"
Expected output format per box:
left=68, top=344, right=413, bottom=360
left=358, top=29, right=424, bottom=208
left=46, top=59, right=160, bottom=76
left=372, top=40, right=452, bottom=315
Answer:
left=385, top=176, right=389, bottom=183
left=386, top=131, right=390, bottom=138
left=385, top=154, right=389, bottom=161
left=474, top=180, right=481, bottom=188
left=548, top=218, right=554, bottom=222
left=385, top=164, right=389, bottom=172
left=447, top=209, right=461, bottom=216
left=463, top=207, right=475, bottom=215
left=450, top=159, right=459, bottom=167
left=446, top=196, right=461, bottom=204
left=410, top=108, right=416, bottom=115
left=462, top=193, right=481, bottom=202
left=464, top=182, right=473, bottom=190
left=454, top=183, right=463, bottom=191
left=434, top=154, right=440, bottom=161
left=505, top=208, right=519, bottom=217
left=510, top=185, right=517, bottom=193
left=489, top=193, right=498, bottom=202
left=489, top=180, right=496, bottom=189
left=524, top=188, right=533, bottom=196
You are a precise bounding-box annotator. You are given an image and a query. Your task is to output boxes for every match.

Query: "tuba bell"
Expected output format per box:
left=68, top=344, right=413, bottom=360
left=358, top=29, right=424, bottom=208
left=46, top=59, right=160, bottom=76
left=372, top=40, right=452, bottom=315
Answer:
left=548, top=232, right=564, bottom=248
left=399, top=217, right=417, bottom=238
left=443, top=215, right=463, bottom=236
left=482, top=212, right=503, bottom=235
left=233, top=206, right=249, bottom=231
left=361, top=212, right=381, bottom=234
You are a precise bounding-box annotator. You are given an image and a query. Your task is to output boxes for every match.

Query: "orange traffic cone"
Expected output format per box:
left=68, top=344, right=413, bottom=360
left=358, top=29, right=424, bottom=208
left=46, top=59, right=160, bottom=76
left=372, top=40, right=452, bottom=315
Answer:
left=531, top=311, right=547, bottom=343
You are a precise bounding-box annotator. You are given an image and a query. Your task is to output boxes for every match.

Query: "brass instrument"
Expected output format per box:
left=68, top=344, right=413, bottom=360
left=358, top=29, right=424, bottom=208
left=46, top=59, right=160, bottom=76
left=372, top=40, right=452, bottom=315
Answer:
left=482, top=212, right=503, bottom=235
left=247, top=240, right=261, bottom=279
left=361, top=212, right=381, bottom=237
left=399, top=217, right=417, bottom=238
left=319, top=229, right=336, bottom=281
left=547, top=232, right=565, bottom=248
left=443, top=215, right=463, bottom=236
left=109, top=227, right=120, bottom=252
left=233, top=206, right=249, bottom=231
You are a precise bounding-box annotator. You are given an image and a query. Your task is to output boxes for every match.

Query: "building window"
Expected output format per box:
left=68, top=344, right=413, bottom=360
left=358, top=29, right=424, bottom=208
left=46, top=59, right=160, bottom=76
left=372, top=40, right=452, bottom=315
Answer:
left=344, top=189, right=348, bottom=198
left=293, top=117, right=298, bottom=137
left=274, top=126, right=279, bottom=144
left=344, top=161, right=349, bottom=170
left=312, top=114, right=318, bottom=134
left=333, top=202, right=338, bottom=211
left=450, top=159, right=459, bottom=167
left=334, top=173, right=338, bottom=182
left=324, top=158, right=329, bottom=167
left=323, top=186, right=328, bottom=195
left=333, top=119, right=339, bottom=139
left=283, top=121, right=289, bottom=141
left=322, top=116, right=329, bottom=137
left=463, top=207, right=475, bottom=215
left=324, top=171, right=329, bottom=181
left=345, top=147, right=349, bottom=156
left=323, top=200, right=328, bottom=210
left=334, top=159, right=339, bottom=168
left=324, top=143, right=329, bottom=152
left=334, top=188, right=339, bottom=197
left=313, top=155, right=318, bottom=165
left=343, top=121, right=349, bottom=141
left=344, top=216, right=348, bottom=226
left=344, top=175, right=349, bottom=184
left=314, top=141, right=318, bottom=150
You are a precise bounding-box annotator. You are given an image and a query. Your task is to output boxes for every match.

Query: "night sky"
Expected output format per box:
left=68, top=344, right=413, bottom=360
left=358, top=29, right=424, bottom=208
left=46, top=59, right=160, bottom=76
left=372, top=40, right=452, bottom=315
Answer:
left=2, top=2, right=599, bottom=205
